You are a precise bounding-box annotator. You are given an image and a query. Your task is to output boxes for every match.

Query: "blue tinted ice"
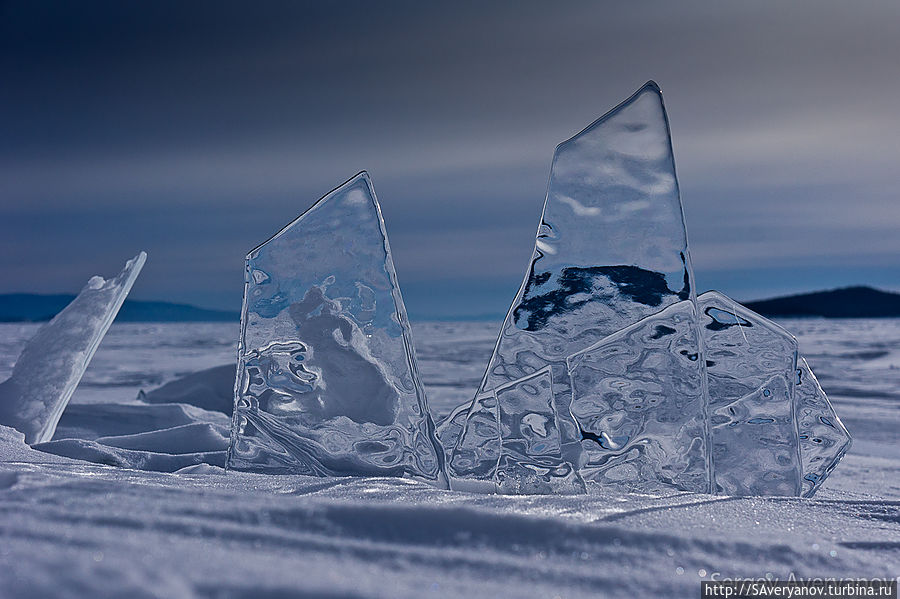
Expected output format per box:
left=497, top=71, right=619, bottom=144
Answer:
left=226, top=173, right=446, bottom=486
left=567, top=300, right=710, bottom=492
left=435, top=402, right=470, bottom=454
left=0, top=252, right=146, bottom=444
left=796, top=356, right=851, bottom=497
left=494, top=368, right=585, bottom=495
left=447, top=81, right=711, bottom=492
left=699, top=291, right=802, bottom=496
left=447, top=392, right=500, bottom=492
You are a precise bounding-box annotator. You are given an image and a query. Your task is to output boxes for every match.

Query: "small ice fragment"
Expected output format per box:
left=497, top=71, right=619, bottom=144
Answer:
left=567, top=300, right=709, bottom=492
left=494, top=368, right=584, bottom=495
left=699, top=291, right=802, bottom=496
left=0, top=252, right=146, bottom=444
left=795, top=356, right=851, bottom=497
left=447, top=392, right=500, bottom=491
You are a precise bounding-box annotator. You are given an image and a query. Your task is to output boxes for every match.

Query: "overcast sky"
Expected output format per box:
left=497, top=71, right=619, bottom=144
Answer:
left=2, top=1, right=898, bottom=319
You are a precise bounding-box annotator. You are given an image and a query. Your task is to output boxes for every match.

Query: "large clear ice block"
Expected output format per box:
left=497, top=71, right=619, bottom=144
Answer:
left=449, top=81, right=710, bottom=491
left=796, top=357, right=851, bottom=497
left=0, top=252, right=146, bottom=444
left=226, top=172, right=446, bottom=486
left=698, top=291, right=802, bottom=496
left=567, top=301, right=710, bottom=492
left=494, top=368, right=585, bottom=495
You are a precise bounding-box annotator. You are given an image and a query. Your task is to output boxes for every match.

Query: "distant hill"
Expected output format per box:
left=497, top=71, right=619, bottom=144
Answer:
left=745, top=286, right=900, bottom=318
left=0, top=294, right=239, bottom=323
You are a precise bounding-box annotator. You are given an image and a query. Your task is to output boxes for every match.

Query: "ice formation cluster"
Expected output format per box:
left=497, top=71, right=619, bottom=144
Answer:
left=0, top=82, right=849, bottom=498
left=226, top=81, right=850, bottom=497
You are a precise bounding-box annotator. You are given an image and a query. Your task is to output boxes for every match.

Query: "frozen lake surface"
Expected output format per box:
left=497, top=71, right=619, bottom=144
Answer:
left=0, top=318, right=898, bottom=597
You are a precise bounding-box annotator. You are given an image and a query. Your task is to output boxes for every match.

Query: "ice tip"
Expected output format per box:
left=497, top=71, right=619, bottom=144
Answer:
left=245, top=171, right=378, bottom=259
left=641, top=80, right=662, bottom=94
left=128, top=251, right=148, bottom=268
left=339, top=170, right=372, bottom=190
left=554, top=79, right=667, bottom=151
left=334, top=171, right=377, bottom=199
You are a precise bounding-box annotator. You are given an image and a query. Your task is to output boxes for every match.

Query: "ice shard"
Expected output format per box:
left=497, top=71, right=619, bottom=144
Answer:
left=226, top=172, right=447, bottom=487
left=698, top=291, right=802, bottom=496
left=448, top=81, right=711, bottom=492
left=435, top=401, right=470, bottom=453
left=494, top=368, right=585, bottom=495
left=567, top=300, right=710, bottom=492
left=0, top=252, right=146, bottom=444
left=796, top=356, right=851, bottom=497
left=447, top=392, right=500, bottom=492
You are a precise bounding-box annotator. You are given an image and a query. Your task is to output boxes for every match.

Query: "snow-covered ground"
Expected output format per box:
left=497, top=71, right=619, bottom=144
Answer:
left=0, top=319, right=898, bottom=597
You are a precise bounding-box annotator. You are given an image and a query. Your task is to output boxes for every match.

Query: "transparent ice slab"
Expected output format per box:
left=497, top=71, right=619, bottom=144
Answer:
left=699, top=291, right=802, bottom=496
left=447, top=81, right=711, bottom=491
left=0, top=252, right=146, bottom=444
left=567, top=300, right=710, bottom=492
left=226, top=172, right=446, bottom=487
left=796, top=356, right=851, bottom=497
left=447, top=392, right=500, bottom=492
left=446, top=370, right=584, bottom=495
left=494, top=368, right=585, bottom=495
left=435, top=401, right=470, bottom=454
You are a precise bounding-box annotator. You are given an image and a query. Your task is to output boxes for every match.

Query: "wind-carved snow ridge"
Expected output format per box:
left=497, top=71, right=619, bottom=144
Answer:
left=442, top=82, right=849, bottom=496
left=0, top=252, right=146, bottom=444
left=227, top=172, right=448, bottom=488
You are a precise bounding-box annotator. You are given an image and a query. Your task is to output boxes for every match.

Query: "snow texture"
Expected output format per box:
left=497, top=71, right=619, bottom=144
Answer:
left=0, top=318, right=897, bottom=598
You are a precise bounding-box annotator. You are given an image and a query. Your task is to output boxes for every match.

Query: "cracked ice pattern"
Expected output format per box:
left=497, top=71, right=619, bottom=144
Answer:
left=449, top=82, right=704, bottom=483
left=494, top=368, right=585, bottom=495
left=567, top=301, right=709, bottom=492
left=0, top=252, right=146, bottom=445
left=227, top=172, right=446, bottom=486
left=796, top=356, right=851, bottom=497
left=700, top=291, right=802, bottom=496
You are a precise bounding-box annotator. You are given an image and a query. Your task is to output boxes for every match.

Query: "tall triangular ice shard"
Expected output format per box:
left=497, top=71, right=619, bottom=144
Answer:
left=0, top=252, right=146, bottom=444
left=447, top=81, right=711, bottom=492
left=226, top=172, right=447, bottom=487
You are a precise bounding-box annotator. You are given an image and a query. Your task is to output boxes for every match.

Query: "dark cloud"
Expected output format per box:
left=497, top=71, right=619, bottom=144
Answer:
left=1, top=1, right=898, bottom=318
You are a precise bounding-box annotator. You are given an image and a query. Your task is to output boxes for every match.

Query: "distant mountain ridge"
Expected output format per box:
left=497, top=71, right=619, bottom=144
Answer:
left=2, top=286, right=898, bottom=322
left=0, top=294, right=239, bottom=322
left=745, top=286, right=900, bottom=318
